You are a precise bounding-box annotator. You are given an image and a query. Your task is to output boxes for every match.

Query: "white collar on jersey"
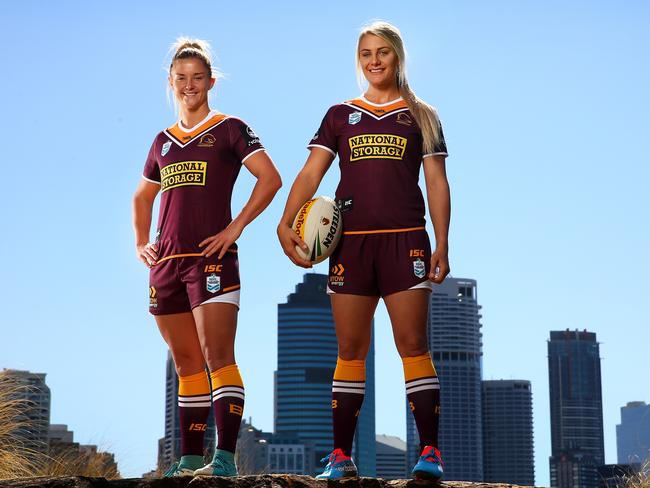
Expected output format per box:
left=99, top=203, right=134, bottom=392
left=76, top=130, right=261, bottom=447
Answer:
left=359, top=95, right=404, bottom=107
left=176, top=109, right=221, bottom=133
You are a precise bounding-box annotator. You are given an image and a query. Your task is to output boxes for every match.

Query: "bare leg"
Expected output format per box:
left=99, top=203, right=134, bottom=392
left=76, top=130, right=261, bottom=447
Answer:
left=192, top=302, right=238, bottom=372
left=331, top=294, right=379, bottom=360
left=384, top=289, right=430, bottom=357
left=155, top=312, right=205, bottom=375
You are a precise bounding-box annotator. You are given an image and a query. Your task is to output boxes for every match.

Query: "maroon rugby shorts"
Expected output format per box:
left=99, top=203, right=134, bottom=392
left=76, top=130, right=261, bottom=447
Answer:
left=327, top=229, right=432, bottom=297
left=149, top=252, right=240, bottom=315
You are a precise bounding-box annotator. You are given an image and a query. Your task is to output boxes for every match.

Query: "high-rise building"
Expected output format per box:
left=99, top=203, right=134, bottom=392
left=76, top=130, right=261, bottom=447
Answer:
left=407, top=277, right=483, bottom=481
left=616, top=401, right=650, bottom=465
left=482, top=380, right=535, bottom=485
left=275, top=273, right=376, bottom=476
left=0, top=369, right=51, bottom=453
left=48, top=424, right=78, bottom=455
left=376, top=435, right=407, bottom=480
left=158, top=351, right=216, bottom=470
left=236, top=418, right=272, bottom=474
left=548, top=329, right=605, bottom=488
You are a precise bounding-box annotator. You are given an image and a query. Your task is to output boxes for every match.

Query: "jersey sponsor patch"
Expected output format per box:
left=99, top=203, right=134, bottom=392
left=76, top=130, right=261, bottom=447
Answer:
left=349, top=111, right=362, bottom=125
left=241, top=124, right=260, bottom=147
left=348, top=134, right=407, bottom=161
left=330, top=263, right=345, bottom=287
left=160, top=161, right=207, bottom=192
left=149, top=286, right=158, bottom=308
left=198, top=134, right=216, bottom=147
left=396, top=112, right=413, bottom=126
left=161, top=141, right=172, bottom=156
left=206, top=273, right=221, bottom=293
left=337, top=197, right=353, bottom=212
left=413, top=258, right=426, bottom=279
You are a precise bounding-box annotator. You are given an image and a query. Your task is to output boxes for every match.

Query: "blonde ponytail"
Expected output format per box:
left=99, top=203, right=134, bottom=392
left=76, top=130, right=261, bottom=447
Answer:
left=357, top=21, right=443, bottom=154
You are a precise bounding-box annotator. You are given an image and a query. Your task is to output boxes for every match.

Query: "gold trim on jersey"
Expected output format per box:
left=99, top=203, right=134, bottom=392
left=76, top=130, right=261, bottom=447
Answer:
left=343, top=226, right=425, bottom=236
left=155, top=249, right=238, bottom=265
left=343, top=98, right=409, bottom=119
left=164, top=113, right=228, bottom=147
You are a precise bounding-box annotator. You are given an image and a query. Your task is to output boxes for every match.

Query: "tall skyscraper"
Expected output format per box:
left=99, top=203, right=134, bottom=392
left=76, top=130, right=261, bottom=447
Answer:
left=275, top=273, right=376, bottom=476
left=407, top=277, right=483, bottom=481
left=548, top=329, right=605, bottom=488
left=0, top=369, right=51, bottom=453
left=616, top=401, right=650, bottom=465
left=158, top=351, right=216, bottom=470
left=482, top=380, right=535, bottom=485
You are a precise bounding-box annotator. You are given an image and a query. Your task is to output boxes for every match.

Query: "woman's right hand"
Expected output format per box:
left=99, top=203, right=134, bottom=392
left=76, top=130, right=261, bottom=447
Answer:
left=136, top=242, right=158, bottom=268
left=277, top=223, right=312, bottom=268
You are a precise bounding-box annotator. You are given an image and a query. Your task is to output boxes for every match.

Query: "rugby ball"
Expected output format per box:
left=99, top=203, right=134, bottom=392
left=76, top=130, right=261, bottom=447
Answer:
left=292, top=196, right=342, bottom=264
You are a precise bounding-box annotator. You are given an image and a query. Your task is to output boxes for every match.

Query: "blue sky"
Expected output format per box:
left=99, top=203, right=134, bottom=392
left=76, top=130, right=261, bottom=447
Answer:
left=1, top=0, right=648, bottom=482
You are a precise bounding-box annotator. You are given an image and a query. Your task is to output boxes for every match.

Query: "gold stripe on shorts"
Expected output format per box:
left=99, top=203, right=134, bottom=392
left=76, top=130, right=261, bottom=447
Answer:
left=343, top=226, right=425, bottom=236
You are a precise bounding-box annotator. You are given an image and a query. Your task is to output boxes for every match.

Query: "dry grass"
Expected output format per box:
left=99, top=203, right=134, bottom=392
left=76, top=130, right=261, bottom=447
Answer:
left=39, top=446, right=120, bottom=479
left=0, top=374, right=120, bottom=479
left=0, top=375, right=43, bottom=479
left=623, top=461, right=650, bottom=488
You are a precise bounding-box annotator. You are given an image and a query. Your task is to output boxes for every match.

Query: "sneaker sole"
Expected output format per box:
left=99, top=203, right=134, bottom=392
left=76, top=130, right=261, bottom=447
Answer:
left=412, top=470, right=443, bottom=482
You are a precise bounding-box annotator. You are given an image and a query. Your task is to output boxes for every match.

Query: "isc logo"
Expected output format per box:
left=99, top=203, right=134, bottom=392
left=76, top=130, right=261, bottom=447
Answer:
left=204, top=264, right=223, bottom=273
left=188, top=423, right=207, bottom=431
left=409, top=249, right=425, bottom=257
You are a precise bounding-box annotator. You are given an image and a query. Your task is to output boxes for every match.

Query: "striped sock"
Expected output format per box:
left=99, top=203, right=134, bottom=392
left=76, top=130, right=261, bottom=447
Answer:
left=403, top=353, right=440, bottom=450
left=332, top=357, right=366, bottom=457
left=178, top=370, right=212, bottom=456
left=210, top=364, right=245, bottom=453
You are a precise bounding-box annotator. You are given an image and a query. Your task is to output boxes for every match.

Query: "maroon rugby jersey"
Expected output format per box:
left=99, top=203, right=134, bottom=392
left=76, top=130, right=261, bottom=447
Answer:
left=307, top=97, right=447, bottom=233
left=142, top=111, right=264, bottom=260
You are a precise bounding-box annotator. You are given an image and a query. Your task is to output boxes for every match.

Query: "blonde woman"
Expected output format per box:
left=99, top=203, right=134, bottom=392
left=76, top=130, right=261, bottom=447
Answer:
left=277, top=21, right=450, bottom=480
left=133, top=38, right=281, bottom=477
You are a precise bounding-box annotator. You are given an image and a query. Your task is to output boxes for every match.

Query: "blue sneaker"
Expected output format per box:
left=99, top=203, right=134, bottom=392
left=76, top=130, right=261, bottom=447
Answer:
left=194, top=449, right=238, bottom=477
left=412, top=446, right=444, bottom=481
left=163, top=455, right=203, bottom=477
left=315, top=448, right=358, bottom=479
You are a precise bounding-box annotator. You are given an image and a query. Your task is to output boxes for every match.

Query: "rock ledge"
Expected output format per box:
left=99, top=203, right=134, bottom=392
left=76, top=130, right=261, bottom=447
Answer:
left=0, top=475, right=535, bottom=488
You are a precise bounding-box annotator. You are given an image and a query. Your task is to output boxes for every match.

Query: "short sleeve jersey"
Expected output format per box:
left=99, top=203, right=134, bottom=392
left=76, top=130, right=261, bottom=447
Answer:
left=307, top=97, right=447, bottom=233
left=142, top=111, right=264, bottom=259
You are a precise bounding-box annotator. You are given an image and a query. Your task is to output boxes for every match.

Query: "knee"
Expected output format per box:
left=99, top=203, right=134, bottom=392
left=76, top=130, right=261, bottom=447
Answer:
left=395, top=337, right=428, bottom=359
left=171, top=351, right=205, bottom=377
left=337, top=342, right=369, bottom=361
left=202, top=344, right=235, bottom=372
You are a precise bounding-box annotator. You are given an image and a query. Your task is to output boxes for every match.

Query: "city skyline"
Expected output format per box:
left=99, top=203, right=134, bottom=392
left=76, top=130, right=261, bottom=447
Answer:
left=1, top=1, right=649, bottom=481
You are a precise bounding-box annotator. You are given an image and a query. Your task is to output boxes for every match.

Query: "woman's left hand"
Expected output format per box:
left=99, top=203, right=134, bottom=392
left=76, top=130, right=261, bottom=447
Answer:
left=199, top=221, right=244, bottom=259
left=429, top=246, right=450, bottom=284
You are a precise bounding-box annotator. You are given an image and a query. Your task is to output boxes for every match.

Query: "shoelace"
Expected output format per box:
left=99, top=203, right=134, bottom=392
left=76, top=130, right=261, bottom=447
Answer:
left=420, top=449, right=444, bottom=466
left=164, top=462, right=179, bottom=477
left=210, top=456, right=228, bottom=471
left=320, top=453, right=334, bottom=464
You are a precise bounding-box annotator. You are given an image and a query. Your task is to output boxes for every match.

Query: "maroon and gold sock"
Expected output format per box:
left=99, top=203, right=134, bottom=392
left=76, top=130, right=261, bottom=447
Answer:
left=332, top=357, right=366, bottom=457
left=178, top=370, right=212, bottom=456
left=403, top=353, right=441, bottom=450
left=210, top=364, right=245, bottom=453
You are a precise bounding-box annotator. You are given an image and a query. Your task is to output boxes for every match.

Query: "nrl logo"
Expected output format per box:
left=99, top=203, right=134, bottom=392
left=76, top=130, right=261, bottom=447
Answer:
left=348, top=111, right=362, bottom=125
